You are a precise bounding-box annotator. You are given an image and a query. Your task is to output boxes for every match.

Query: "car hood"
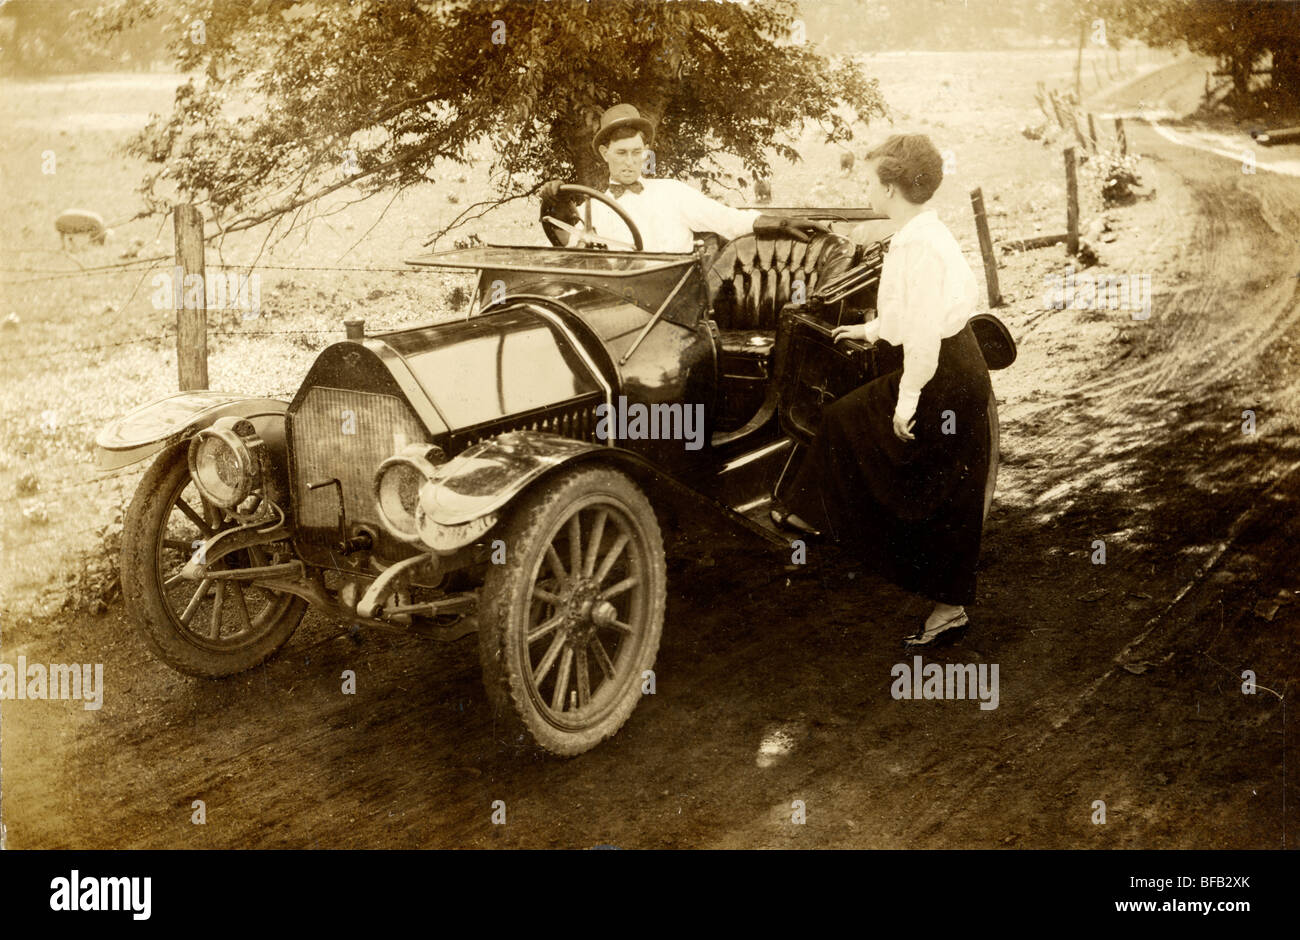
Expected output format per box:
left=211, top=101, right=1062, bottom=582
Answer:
left=295, top=304, right=611, bottom=440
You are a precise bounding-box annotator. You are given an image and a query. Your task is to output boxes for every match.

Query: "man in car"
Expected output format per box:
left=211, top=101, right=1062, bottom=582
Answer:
left=540, top=103, right=829, bottom=253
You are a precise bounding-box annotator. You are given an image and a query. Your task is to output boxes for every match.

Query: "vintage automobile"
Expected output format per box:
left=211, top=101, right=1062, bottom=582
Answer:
left=96, top=184, right=1016, bottom=756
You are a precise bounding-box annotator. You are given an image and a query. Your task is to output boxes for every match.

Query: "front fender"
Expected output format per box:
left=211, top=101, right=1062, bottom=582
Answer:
left=95, top=391, right=288, bottom=472
left=417, top=428, right=795, bottom=555
left=419, top=431, right=604, bottom=531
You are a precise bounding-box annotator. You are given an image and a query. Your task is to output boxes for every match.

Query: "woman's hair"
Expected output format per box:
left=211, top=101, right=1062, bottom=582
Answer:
left=864, top=134, right=943, bottom=204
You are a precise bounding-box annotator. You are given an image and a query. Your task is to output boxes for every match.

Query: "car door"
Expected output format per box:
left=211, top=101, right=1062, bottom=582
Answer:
left=769, top=235, right=900, bottom=443
left=772, top=310, right=902, bottom=444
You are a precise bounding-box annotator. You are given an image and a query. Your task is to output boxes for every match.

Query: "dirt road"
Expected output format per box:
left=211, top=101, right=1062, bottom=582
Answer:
left=3, top=63, right=1298, bottom=849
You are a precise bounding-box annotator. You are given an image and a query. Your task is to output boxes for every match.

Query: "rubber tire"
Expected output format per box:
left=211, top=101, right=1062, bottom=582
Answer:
left=479, top=465, right=667, bottom=757
left=122, top=442, right=307, bottom=677
left=983, top=387, right=1000, bottom=523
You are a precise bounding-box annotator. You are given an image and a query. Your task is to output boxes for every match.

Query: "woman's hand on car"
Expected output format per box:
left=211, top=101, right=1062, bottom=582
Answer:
left=832, top=323, right=869, bottom=344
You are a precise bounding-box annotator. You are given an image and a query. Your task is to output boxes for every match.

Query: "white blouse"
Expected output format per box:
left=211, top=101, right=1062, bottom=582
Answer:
left=573, top=178, right=761, bottom=254
left=864, top=209, right=978, bottom=423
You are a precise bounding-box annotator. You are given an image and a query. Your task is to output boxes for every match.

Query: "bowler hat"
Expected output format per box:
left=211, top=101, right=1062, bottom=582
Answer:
left=592, top=103, right=655, bottom=156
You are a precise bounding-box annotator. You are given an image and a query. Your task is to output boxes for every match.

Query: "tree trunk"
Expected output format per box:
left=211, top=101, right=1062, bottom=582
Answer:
left=628, top=56, right=677, bottom=179
left=1231, top=52, right=1252, bottom=107
left=1272, top=44, right=1300, bottom=109
left=555, top=112, right=606, bottom=189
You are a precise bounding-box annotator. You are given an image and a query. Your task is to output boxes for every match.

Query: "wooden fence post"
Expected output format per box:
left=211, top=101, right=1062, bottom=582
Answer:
left=1049, top=90, right=1067, bottom=129
left=173, top=204, right=208, bottom=391
left=1064, top=148, right=1079, bottom=256
left=1114, top=116, right=1127, bottom=156
left=1067, top=106, right=1090, bottom=151
left=970, top=188, right=1003, bottom=308
left=1034, top=81, right=1054, bottom=123
left=1087, top=112, right=1099, bottom=150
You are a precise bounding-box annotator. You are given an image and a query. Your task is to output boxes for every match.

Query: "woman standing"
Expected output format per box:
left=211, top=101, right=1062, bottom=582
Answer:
left=772, top=134, right=993, bottom=648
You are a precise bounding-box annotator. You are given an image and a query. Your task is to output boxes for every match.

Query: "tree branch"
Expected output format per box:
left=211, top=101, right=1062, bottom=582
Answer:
left=422, top=184, right=545, bottom=249
left=217, top=140, right=459, bottom=236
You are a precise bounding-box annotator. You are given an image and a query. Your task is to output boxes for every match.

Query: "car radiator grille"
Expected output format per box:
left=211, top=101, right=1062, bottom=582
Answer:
left=290, top=386, right=429, bottom=534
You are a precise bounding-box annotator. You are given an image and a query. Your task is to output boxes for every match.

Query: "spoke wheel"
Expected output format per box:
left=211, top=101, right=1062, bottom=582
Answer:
left=480, top=465, right=666, bottom=756
left=122, top=442, right=306, bottom=677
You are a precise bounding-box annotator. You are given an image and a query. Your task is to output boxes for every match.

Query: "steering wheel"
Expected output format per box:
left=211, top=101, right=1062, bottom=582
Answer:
left=543, top=183, right=644, bottom=252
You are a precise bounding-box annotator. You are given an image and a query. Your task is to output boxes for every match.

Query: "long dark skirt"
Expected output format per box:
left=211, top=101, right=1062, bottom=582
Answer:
left=784, top=322, right=992, bottom=605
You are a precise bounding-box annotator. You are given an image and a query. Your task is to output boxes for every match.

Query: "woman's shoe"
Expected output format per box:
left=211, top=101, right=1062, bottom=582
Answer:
left=902, top=611, right=970, bottom=649
left=770, top=506, right=822, bottom=538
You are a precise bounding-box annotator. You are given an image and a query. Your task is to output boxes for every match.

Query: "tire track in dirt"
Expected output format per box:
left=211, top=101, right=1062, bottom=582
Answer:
left=1069, top=148, right=1300, bottom=403
left=1081, top=60, right=1300, bottom=403
left=987, top=108, right=1300, bottom=566
left=901, top=459, right=1300, bottom=845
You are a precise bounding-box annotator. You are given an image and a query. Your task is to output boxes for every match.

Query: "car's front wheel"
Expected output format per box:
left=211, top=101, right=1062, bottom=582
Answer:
left=479, top=465, right=666, bottom=756
left=122, top=441, right=307, bottom=677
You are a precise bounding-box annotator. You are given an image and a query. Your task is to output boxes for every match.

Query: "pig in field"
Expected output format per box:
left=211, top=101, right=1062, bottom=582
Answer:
left=840, top=150, right=855, bottom=175
left=753, top=178, right=772, bottom=204
left=56, top=209, right=112, bottom=250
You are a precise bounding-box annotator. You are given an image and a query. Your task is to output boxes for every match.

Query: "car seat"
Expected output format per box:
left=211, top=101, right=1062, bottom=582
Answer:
left=706, top=231, right=858, bottom=335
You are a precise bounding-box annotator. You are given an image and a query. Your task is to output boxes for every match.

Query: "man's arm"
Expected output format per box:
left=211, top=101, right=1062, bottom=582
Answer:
left=666, top=179, right=830, bottom=242
left=667, top=179, right=762, bottom=240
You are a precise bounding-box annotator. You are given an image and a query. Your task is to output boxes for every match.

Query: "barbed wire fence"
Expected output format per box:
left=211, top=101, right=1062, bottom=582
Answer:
left=0, top=205, right=459, bottom=578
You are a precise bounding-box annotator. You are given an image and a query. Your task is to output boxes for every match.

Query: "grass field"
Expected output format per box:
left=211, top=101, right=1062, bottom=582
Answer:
left=0, top=42, right=1173, bottom=620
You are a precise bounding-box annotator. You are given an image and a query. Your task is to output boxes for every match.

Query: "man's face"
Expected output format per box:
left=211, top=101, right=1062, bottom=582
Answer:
left=599, top=132, right=646, bottom=185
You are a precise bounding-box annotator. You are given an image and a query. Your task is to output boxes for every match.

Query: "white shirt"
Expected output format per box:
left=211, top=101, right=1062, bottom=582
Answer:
left=573, top=177, right=761, bottom=253
left=863, top=209, right=978, bottom=424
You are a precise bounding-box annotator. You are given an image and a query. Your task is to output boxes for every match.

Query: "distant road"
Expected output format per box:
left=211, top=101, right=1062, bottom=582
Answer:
left=1089, top=56, right=1300, bottom=177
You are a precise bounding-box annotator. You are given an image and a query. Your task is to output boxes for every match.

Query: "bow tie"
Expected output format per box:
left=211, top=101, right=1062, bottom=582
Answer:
left=608, top=181, right=645, bottom=198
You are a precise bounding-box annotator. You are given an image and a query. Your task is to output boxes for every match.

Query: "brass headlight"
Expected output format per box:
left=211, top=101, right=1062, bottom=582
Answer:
left=188, top=417, right=262, bottom=509
left=374, top=443, right=445, bottom=542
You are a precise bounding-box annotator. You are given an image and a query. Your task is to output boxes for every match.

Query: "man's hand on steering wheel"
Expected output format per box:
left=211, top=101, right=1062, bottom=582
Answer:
left=538, top=181, right=644, bottom=251
left=539, top=179, right=581, bottom=247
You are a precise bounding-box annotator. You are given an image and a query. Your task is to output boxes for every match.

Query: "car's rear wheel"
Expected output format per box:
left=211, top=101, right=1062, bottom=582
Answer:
left=479, top=465, right=666, bottom=756
left=983, top=387, right=1000, bottom=522
left=122, top=442, right=307, bottom=677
